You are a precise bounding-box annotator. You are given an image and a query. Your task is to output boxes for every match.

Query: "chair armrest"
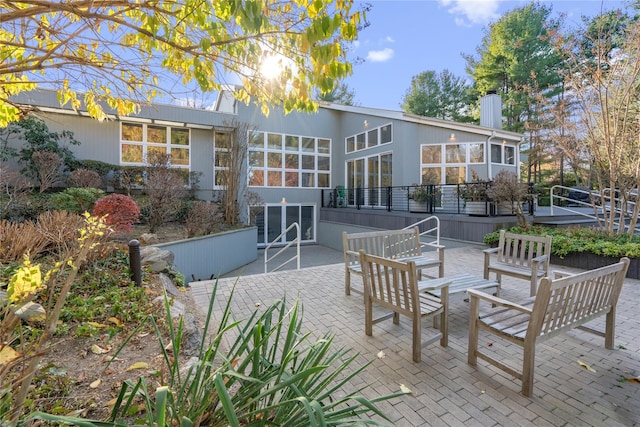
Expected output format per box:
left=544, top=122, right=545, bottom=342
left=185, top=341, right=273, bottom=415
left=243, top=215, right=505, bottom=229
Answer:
left=466, top=289, right=532, bottom=314
left=531, top=254, right=549, bottom=263
left=483, top=247, right=499, bottom=255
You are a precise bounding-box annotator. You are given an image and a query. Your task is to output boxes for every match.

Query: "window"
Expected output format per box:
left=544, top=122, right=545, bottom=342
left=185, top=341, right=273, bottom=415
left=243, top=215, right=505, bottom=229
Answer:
left=491, top=143, right=516, bottom=165
left=345, top=123, right=393, bottom=153
left=248, top=132, right=331, bottom=188
left=421, top=142, right=483, bottom=184
left=214, top=131, right=232, bottom=186
left=120, top=122, right=190, bottom=168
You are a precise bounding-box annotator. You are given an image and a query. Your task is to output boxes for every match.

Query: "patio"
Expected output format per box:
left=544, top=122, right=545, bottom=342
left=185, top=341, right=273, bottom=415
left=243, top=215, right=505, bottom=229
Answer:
left=189, top=245, right=640, bottom=426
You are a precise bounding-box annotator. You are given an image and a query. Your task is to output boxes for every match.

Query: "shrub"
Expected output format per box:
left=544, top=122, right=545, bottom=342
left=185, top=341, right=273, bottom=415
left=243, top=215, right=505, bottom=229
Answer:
left=31, top=150, right=63, bottom=193
left=93, top=194, right=140, bottom=233
left=186, top=200, right=222, bottom=237
left=145, top=152, right=188, bottom=232
left=0, top=219, right=48, bottom=262
left=36, top=210, right=87, bottom=255
left=69, top=168, right=102, bottom=188
left=0, top=165, right=33, bottom=220
left=8, top=117, right=80, bottom=179
left=49, top=187, right=105, bottom=214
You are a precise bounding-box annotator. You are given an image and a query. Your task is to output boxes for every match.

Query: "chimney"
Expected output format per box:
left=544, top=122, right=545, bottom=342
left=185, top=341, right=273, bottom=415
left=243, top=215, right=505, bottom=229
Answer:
left=480, top=91, right=502, bottom=130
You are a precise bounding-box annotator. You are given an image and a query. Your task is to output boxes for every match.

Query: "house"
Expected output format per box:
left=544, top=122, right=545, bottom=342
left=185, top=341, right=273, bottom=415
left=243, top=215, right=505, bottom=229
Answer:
left=10, top=88, right=522, bottom=247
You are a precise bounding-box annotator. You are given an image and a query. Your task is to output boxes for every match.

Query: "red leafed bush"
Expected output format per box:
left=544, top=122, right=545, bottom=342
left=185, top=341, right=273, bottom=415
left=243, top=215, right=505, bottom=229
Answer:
left=93, top=194, right=140, bottom=232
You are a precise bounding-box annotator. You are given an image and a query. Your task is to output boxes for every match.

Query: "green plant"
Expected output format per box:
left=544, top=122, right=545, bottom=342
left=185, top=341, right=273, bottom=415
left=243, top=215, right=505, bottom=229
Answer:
left=7, top=117, right=80, bottom=179
left=49, top=187, right=105, bottom=214
left=484, top=225, right=640, bottom=259
left=30, top=283, right=405, bottom=426
left=457, top=171, right=488, bottom=202
left=93, top=193, right=141, bottom=233
left=0, top=214, right=110, bottom=425
left=409, top=183, right=430, bottom=203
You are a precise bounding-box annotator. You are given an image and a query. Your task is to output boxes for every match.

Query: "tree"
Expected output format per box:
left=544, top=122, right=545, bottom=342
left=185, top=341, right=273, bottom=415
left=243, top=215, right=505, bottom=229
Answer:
left=553, top=9, right=640, bottom=236
left=401, top=69, right=473, bottom=121
left=0, top=1, right=366, bottom=127
left=464, top=3, right=564, bottom=183
left=315, top=81, right=358, bottom=106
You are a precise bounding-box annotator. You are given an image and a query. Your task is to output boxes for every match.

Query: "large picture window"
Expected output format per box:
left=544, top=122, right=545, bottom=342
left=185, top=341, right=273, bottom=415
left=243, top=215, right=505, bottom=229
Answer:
left=247, top=132, right=331, bottom=188
left=420, top=143, right=484, bottom=184
left=346, top=152, right=392, bottom=207
left=120, top=122, right=190, bottom=168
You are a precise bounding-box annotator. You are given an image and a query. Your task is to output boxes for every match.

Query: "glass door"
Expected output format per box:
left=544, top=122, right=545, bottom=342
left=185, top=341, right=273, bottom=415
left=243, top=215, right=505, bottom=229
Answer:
left=252, top=203, right=316, bottom=247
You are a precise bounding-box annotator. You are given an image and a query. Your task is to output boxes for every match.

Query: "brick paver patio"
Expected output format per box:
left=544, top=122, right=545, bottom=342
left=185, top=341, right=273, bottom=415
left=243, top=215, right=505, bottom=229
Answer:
left=189, top=246, right=640, bottom=426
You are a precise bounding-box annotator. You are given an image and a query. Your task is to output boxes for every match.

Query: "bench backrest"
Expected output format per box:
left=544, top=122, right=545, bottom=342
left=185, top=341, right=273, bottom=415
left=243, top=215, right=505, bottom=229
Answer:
left=358, top=250, right=420, bottom=318
left=529, top=257, right=629, bottom=341
left=386, top=227, right=421, bottom=259
left=342, top=227, right=421, bottom=268
left=497, top=230, right=552, bottom=271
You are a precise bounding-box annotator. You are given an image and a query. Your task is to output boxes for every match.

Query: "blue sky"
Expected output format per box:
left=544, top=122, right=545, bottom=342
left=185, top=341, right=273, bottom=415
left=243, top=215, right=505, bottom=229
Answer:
left=345, top=0, right=627, bottom=110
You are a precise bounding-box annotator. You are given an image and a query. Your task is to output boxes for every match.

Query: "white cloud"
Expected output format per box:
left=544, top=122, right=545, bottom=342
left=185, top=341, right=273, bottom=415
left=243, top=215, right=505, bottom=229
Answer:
left=366, top=48, right=394, bottom=62
left=440, top=0, right=501, bottom=25
left=386, top=36, right=395, bottom=43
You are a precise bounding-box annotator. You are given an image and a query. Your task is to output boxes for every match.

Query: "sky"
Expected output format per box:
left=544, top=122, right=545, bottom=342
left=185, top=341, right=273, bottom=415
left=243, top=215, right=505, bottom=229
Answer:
left=344, top=0, right=628, bottom=111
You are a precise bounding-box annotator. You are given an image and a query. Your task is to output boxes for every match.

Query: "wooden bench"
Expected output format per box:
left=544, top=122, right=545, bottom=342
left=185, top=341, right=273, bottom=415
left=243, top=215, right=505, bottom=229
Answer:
left=484, top=230, right=552, bottom=297
left=468, top=257, right=630, bottom=396
left=343, top=227, right=444, bottom=295
left=358, top=250, right=450, bottom=363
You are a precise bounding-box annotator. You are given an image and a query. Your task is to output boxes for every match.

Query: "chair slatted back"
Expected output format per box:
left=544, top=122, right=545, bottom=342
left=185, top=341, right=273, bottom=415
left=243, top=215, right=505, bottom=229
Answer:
left=497, top=231, right=551, bottom=271
left=359, top=250, right=419, bottom=317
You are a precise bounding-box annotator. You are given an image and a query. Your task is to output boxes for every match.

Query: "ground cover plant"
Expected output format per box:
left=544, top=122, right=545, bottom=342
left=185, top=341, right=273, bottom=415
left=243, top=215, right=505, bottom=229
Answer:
left=484, top=225, right=640, bottom=259
left=1, top=211, right=404, bottom=426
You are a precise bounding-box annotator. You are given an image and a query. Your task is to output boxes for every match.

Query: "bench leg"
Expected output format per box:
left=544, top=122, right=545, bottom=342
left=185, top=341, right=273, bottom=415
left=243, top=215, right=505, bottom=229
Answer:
left=467, top=296, right=479, bottom=366
left=605, top=308, right=616, bottom=349
left=529, top=276, right=537, bottom=297
left=412, top=316, right=421, bottom=363
left=522, top=340, right=536, bottom=397
left=345, top=269, right=351, bottom=296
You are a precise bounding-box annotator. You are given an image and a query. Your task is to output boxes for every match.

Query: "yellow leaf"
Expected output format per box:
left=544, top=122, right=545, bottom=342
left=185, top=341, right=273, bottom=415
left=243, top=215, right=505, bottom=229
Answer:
left=400, top=384, right=412, bottom=394
left=107, top=317, right=122, bottom=326
left=628, top=376, right=640, bottom=384
left=87, top=322, right=106, bottom=328
left=91, top=344, right=109, bottom=354
left=0, top=346, right=20, bottom=365
left=577, top=359, right=596, bottom=373
left=89, top=378, right=101, bottom=388
left=126, top=362, right=149, bottom=371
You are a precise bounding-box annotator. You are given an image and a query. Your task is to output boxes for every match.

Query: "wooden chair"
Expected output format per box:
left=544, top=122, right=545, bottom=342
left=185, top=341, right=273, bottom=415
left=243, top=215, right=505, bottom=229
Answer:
left=468, top=257, right=629, bottom=396
left=358, top=250, right=450, bottom=363
left=484, top=230, right=552, bottom=296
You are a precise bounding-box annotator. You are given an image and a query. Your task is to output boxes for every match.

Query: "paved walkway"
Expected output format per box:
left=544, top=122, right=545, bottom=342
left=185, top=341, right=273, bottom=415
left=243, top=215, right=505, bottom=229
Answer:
left=189, top=245, right=640, bottom=426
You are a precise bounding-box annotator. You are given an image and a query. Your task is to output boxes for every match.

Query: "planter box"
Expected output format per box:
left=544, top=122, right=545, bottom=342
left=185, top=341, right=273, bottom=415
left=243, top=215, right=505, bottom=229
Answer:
left=155, top=227, right=257, bottom=281
left=551, top=252, right=640, bottom=279
left=465, top=201, right=488, bottom=216
left=409, top=200, right=428, bottom=213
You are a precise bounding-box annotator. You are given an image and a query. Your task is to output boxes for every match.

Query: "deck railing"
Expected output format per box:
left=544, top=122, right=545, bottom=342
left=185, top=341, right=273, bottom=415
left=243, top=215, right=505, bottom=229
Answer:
left=321, top=183, right=536, bottom=216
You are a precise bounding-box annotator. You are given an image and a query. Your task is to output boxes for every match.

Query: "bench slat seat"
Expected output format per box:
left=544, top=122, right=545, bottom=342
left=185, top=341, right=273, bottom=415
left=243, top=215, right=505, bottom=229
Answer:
left=468, top=257, right=630, bottom=396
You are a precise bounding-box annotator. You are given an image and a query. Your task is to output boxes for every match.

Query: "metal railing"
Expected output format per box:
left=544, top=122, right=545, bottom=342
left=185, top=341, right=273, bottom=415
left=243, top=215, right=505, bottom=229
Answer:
left=550, top=185, right=640, bottom=234
left=404, top=215, right=440, bottom=245
left=264, top=222, right=301, bottom=273
left=322, top=183, right=535, bottom=217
